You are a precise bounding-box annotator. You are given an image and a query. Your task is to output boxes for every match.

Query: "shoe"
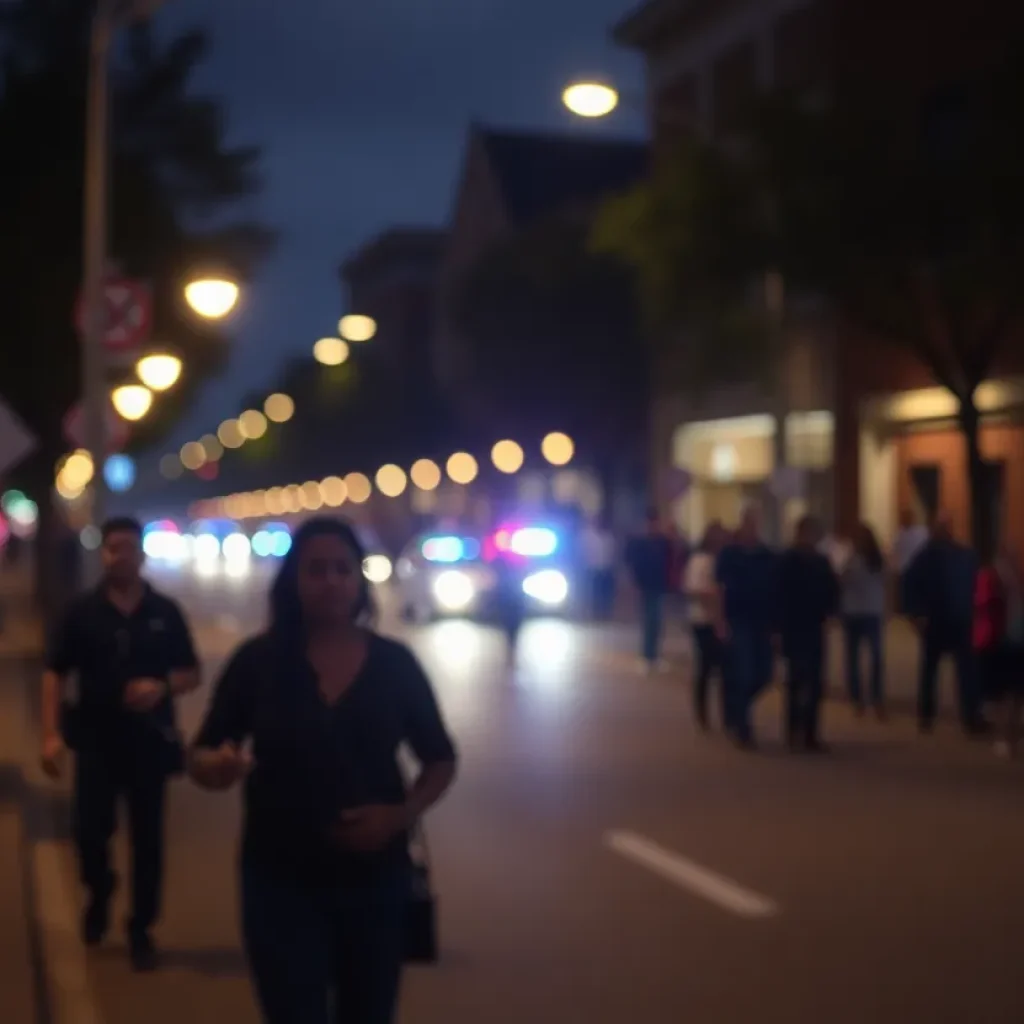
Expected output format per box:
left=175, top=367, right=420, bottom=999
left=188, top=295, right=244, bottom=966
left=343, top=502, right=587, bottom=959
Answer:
left=81, top=897, right=109, bottom=947
left=805, top=738, right=830, bottom=754
left=129, top=931, right=159, bottom=972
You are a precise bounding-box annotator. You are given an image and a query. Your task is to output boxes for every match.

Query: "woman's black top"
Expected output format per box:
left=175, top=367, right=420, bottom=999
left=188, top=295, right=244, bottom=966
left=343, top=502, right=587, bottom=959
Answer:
left=193, top=631, right=456, bottom=885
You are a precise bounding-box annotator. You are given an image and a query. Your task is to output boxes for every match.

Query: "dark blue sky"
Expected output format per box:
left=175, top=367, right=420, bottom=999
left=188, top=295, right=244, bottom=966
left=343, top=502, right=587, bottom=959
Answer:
left=156, top=0, right=645, bottom=452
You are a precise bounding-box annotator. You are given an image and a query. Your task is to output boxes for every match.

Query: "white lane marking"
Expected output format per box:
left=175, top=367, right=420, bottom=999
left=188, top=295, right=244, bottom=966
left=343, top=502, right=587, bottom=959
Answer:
left=604, top=830, right=780, bottom=920
left=32, top=840, right=103, bottom=1024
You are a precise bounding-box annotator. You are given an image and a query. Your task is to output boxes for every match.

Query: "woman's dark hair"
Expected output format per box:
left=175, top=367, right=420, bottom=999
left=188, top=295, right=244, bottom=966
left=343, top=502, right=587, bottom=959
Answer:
left=855, top=523, right=884, bottom=573
left=268, top=516, right=376, bottom=649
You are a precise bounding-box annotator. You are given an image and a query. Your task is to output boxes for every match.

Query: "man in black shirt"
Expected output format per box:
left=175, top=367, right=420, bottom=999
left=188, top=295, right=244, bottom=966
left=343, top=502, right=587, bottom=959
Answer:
left=40, top=517, right=200, bottom=971
left=625, top=508, right=673, bottom=674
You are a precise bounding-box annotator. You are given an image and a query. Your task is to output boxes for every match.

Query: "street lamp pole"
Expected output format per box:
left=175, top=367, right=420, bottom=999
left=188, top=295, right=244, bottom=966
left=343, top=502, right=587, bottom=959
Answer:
left=80, top=0, right=115, bottom=571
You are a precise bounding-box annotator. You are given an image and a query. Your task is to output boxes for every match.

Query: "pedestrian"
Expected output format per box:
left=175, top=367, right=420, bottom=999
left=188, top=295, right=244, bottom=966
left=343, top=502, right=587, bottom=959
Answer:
left=978, top=548, right=1024, bottom=758
left=841, top=523, right=887, bottom=718
left=891, top=509, right=928, bottom=611
left=39, top=516, right=200, bottom=971
left=903, top=512, right=987, bottom=736
left=493, top=551, right=526, bottom=663
left=581, top=516, right=616, bottom=620
left=189, top=517, right=457, bottom=1024
left=715, top=506, right=778, bottom=750
left=686, top=521, right=727, bottom=730
left=625, top=508, right=673, bottom=674
left=778, top=516, right=839, bottom=752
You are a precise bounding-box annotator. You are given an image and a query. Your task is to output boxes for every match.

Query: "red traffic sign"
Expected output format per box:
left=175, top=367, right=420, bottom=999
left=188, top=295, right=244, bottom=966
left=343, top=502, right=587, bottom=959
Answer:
left=75, top=278, right=152, bottom=352
left=63, top=402, right=130, bottom=453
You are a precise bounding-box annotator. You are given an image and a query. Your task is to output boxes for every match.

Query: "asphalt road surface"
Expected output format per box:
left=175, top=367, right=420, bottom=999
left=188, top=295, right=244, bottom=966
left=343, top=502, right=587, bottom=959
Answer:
left=27, top=559, right=1024, bottom=1023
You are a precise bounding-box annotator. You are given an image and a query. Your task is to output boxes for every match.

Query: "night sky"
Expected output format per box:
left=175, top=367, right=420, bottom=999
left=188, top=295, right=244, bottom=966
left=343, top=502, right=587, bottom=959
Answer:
left=155, top=0, right=644, bottom=453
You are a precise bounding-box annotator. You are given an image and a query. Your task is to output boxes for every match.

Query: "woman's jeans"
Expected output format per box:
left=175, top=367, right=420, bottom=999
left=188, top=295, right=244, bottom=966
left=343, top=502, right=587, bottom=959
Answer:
left=242, top=860, right=407, bottom=1024
left=843, top=614, right=884, bottom=708
left=692, top=624, right=724, bottom=725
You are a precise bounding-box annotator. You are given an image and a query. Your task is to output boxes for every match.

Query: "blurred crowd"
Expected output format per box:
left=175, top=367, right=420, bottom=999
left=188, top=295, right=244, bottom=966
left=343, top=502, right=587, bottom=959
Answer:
left=581, top=508, right=1023, bottom=757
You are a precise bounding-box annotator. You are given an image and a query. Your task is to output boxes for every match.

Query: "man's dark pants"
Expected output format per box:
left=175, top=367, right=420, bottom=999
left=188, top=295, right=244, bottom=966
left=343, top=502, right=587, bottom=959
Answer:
left=918, top=622, right=981, bottom=730
left=73, top=732, right=168, bottom=937
left=724, top=625, right=774, bottom=742
left=785, top=630, right=825, bottom=745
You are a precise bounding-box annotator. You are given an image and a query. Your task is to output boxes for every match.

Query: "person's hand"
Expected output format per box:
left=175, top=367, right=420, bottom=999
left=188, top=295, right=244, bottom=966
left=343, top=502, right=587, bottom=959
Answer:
left=124, top=678, right=168, bottom=713
left=330, top=805, right=409, bottom=854
left=41, top=733, right=65, bottom=780
left=191, top=741, right=253, bottom=790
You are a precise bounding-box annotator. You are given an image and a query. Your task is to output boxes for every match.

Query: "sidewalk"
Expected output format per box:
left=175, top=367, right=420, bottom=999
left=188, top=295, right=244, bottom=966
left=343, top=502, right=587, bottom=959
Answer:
left=0, top=651, right=43, bottom=1023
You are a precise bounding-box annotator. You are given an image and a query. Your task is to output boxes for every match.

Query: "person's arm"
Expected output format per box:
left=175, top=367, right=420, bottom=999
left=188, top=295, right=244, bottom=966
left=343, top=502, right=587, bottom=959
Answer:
left=188, top=641, right=258, bottom=791
left=400, top=649, right=457, bottom=823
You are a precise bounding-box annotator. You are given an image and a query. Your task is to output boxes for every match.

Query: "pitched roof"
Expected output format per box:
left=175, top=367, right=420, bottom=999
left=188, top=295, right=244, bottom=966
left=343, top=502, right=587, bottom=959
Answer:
left=476, top=127, right=648, bottom=224
left=340, top=227, right=446, bottom=283
left=612, top=0, right=704, bottom=50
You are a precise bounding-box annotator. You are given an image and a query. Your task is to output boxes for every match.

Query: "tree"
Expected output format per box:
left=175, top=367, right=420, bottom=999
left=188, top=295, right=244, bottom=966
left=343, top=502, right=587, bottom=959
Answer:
left=594, top=56, right=1024, bottom=553
left=0, top=0, right=273, bottom=604
left=449, top=214, right=649, bottom=499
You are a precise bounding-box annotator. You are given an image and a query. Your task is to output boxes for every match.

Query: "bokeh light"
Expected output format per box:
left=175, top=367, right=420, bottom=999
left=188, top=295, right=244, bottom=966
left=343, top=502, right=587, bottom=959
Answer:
left=136, top=353, right=182, bottom=391
left=218, top=419, right=244, bottom=449
left=338, top=314, right=377, bottom=342
left=320, top=476, right=347, bottom=507
left=345, top=472, right=372, bottom=504
left=180, top=441, right=206, bottom=471
left=375, top=464, right=407, bottom=498
left=103, top=454, right=135, bottom=492
left=265, top=487, right=286, bottom=516
left=562, top=81, right=619, bottom=118
left=185, top=278, right=239, bottom=319
left=239, top=409, right=268, bottom=440
left=313, top=337, right=350, bottom=366
left=159, top=454, right=183, bottom=479
left=410, top=458, right=441, bottom=492
left=446, top=452, right=478, bottom=485
left=111, top=384, right=153, bottom=421
left=300, top=481, right=324, bottom=510
left=200, top=434, right=223, bottom=461
left=541, top=431, right=574, bottom=466
left=264, top=393, right=294, bottom=423
left=491, top=439, right=524, bottom=474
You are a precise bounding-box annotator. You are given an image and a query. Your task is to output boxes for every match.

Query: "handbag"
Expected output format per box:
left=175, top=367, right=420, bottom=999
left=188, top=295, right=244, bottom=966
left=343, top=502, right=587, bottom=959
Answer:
left=404, top=822, right=438, bottom=964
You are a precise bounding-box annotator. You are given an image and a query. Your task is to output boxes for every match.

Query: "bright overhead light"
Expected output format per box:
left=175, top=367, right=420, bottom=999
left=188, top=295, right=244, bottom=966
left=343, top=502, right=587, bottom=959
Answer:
left=410, top=458, right=441, bottom=492
left=491, top=439, right=524, bottom=474
left=185, top=277, right=239, bottom=319
left=264, top=393, right=294, bottom=423
left=562, top=81, right=619, bottom=118
left=313, top=337, right=350, bottom=366
left=541, top=431, right=574, bottom=466
left=135, top=353, right=182, bottom=391
left=111, top=384, right=153, bottom=421
left=338, top=314, right=377, bottom=342
left=446, top=452, right=478, bottom=485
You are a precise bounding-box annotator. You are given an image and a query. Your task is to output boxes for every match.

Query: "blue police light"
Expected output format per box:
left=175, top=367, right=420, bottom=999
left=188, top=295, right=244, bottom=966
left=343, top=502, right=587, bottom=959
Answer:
left=422, top=536, right=464, bottom=563
left=272, top=531, right=292, bottom=557
left=104, top=454, right=135, bottom=492
left=252, top=531, right=274, bottom=558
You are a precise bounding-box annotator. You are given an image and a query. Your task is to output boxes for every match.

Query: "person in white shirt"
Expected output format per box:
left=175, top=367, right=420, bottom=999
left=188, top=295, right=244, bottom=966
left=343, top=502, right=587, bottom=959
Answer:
left=581, top=519, right=617, bottom=620
left=892, top=510, right=929, bottom=575
left=841, top=524, right=888, bottom=717
left=685, top=521, right=728, bottom=730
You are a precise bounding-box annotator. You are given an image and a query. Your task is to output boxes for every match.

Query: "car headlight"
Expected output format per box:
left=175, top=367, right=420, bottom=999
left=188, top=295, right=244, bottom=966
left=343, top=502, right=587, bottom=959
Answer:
left=433, top=570, right=475, bottom=611
left=522, top=569, right=568, bottom=606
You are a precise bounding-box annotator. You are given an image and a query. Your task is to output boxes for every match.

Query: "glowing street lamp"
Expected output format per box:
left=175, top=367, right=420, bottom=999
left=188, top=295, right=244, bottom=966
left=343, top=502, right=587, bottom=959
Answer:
left=111, top=384, right=153, bottom=421
left=541, top=431, right=574, bottom=466
left=446, top=452, right=478, bottom=485
left=135, top=353, right=182, bottom=391
left=185, top=276, right=240, bottom=320
left=491, top=439, right=524, bottom=474
left=264, top=393, right=295, bottom=423
left=313, top=337, right=350, bottom=366
left=562, top=81, right=619, bottom=119
left=338, top=314, right=377, bottom=343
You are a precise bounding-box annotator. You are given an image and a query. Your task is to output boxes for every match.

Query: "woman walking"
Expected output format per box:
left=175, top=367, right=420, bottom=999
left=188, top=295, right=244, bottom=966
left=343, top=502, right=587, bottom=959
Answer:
left=189, top=517, right=457, bottom=1023
left=841, top=524, right=887, bottom=717
left=685, top=522, right=727, bottom=730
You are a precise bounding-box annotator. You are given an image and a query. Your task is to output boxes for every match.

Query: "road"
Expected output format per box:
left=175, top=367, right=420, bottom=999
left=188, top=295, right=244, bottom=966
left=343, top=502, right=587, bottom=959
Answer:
left=25, top=559, right=1024, bottom=1023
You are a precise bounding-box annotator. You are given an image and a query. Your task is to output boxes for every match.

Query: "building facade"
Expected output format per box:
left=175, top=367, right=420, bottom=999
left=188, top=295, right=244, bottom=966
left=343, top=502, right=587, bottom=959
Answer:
left=616, top=0, right=1024, bottom=549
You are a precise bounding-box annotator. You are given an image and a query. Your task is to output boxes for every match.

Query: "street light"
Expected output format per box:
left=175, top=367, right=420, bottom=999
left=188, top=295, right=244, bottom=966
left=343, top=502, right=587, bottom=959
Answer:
left=313, top=337, right=350, bottom=366
left=338, top=314, right=377, bottom=343
left=135, top=352, right=182, bottom=391
left=184, top=277, right=240, bottom=320
left=111, top=384, right=153, bottom=421
left=562, top=81, right=620, bottom=118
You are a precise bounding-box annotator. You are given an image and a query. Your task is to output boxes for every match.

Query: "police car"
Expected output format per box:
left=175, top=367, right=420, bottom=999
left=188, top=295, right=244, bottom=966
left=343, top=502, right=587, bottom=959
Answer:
left=395, top=522, right=572, bottom=623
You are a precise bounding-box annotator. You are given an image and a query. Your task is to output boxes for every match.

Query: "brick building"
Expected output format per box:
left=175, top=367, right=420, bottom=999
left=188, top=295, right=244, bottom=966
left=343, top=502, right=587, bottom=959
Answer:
left=615, top=0, right=1024, bottom=549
